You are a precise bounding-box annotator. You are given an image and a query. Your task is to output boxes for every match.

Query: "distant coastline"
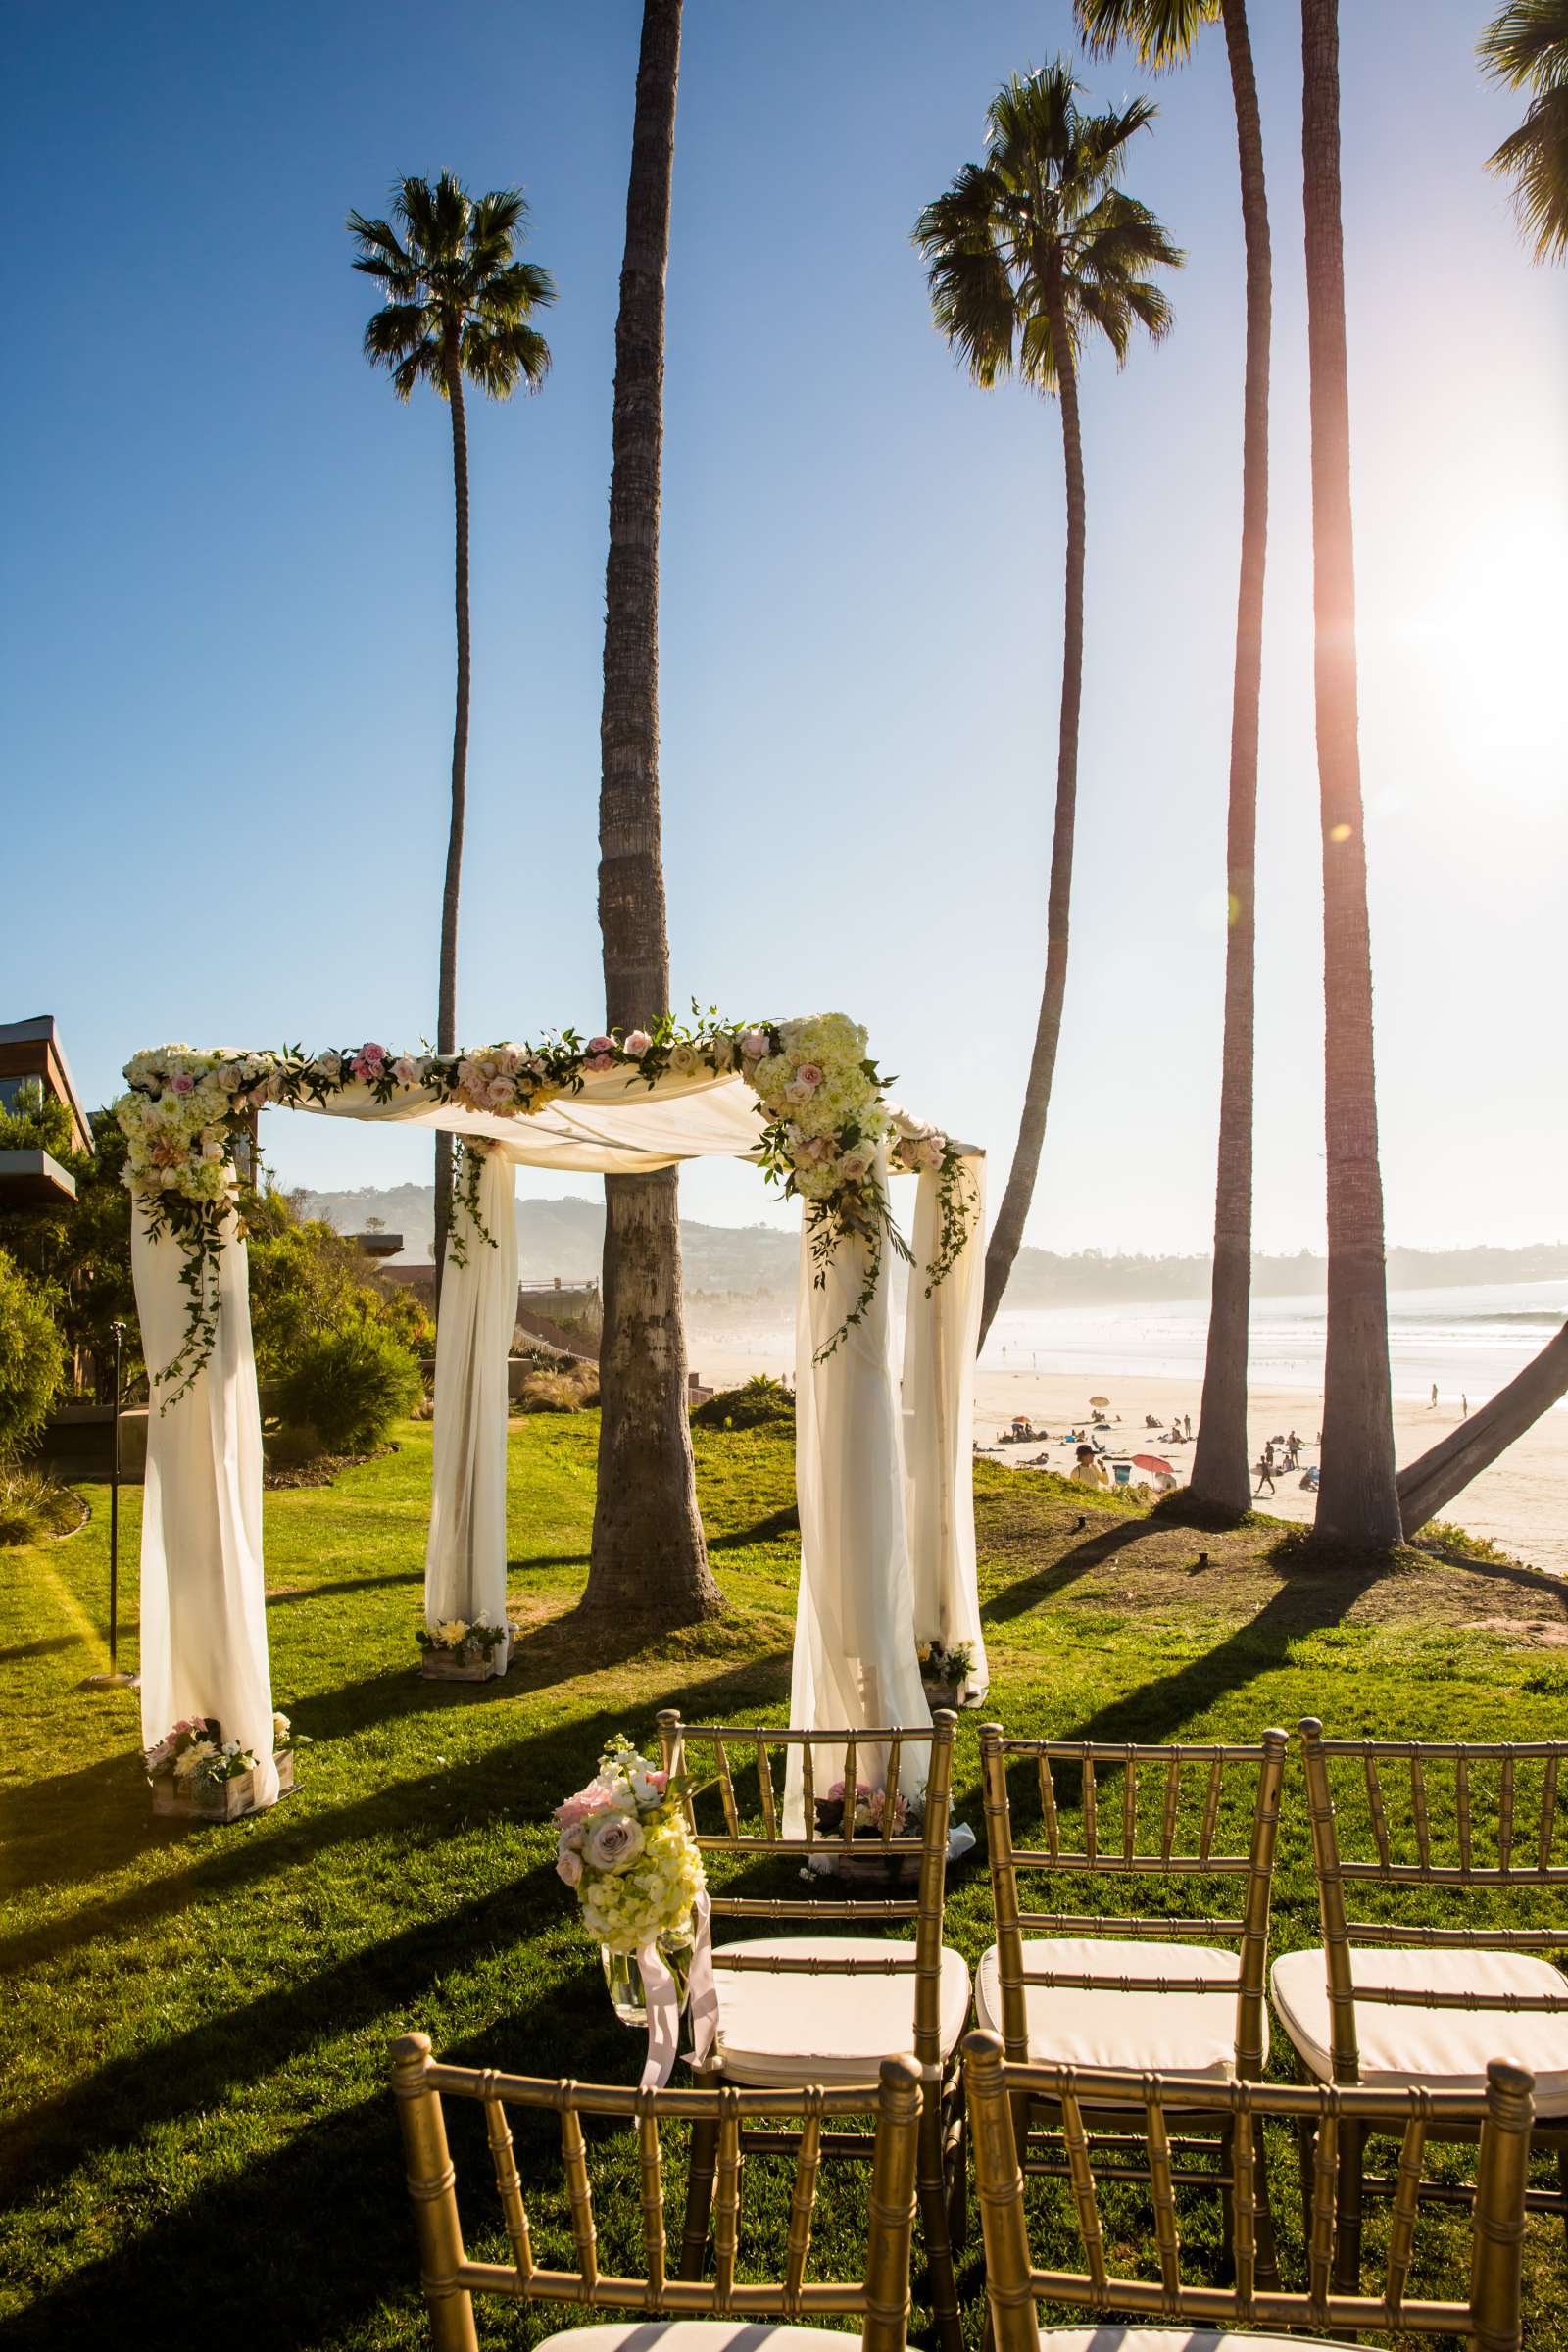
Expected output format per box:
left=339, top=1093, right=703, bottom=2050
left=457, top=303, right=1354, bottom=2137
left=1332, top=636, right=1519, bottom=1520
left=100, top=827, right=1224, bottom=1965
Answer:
left=297, top=1181, right=1568, bottom=1309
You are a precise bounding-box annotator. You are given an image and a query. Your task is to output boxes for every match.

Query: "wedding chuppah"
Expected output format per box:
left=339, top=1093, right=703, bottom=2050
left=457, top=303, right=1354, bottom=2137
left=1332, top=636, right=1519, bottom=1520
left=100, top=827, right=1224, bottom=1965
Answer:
left=116, top=1014, right=989, bottom=1817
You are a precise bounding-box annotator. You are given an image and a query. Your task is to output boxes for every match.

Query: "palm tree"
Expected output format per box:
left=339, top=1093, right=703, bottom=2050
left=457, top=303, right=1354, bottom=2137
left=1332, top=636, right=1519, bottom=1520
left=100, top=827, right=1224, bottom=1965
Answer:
left=1301, top=0, right=1401, bottom=1551
left=1480, top=0, right=1568, bottom=260
left=348, top=174, right=555, bottom=1295
left=915, top=66, right=1183, bottom=1347
left=1075, top=1, right=1269, bottom=1522
left=583, top=0, right=722, bottom=1628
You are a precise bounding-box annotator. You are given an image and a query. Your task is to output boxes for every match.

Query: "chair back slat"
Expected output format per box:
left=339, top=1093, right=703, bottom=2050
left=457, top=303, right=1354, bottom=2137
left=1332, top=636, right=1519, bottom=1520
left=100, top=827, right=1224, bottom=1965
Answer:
left=1386, top=2110, right=1427, bottom=2312
left=981, top=1725, right=1288, bottom=2081
left=390, top=2038, right=923, bottom=2352
left=962, top=2032, right=1536, bottom=2352
left=1298, top=1719, right=1568, bottom=2082
left=756, top=1738, right=779, bottom=1840
left=711, top=2101, right=742, bottom=2307
left=712, top=1735, right=741, bottom=1838
left=634, top=2095, right=665, bottom=2300
left=784, top=2097, right=824, bottom=2309
left=1410, top=1751, right=1432, bottom=1869
left=1159, top=1752, right=1181, bottom=1861
left=882, top=1735, right=902, bottom=1843
left=561, top=2101, right=598, bottom=2287
left=1540, top=1751, right=1560, bottom=1873
left=481, top=2082, right=533, bottom=2280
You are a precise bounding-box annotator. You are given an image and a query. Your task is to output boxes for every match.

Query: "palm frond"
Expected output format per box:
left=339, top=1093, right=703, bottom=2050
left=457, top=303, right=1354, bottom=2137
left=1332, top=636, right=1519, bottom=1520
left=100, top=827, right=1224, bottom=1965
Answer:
left=462, top=318, right=553, bottom=398
left=1073, top=0, right=1220, bottom=72
left=1479, top=0, right=1568, bottom=89
left=1488, top=78, right=1568, bottom=256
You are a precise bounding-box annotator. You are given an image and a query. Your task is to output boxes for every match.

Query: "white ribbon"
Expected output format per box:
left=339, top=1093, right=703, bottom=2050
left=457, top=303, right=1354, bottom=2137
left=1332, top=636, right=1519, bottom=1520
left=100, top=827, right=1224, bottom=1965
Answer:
left=638, top=1888, right=719, bottom=2090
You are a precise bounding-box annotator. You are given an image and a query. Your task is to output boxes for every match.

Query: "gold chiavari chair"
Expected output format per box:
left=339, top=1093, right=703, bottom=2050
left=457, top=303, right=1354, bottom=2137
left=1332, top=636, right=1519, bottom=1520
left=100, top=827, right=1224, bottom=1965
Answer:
left=1274, top=1717, right=1568, bottom=2284
left=656, top=1709, right=968, bottom=2352
left=978, top=1723, right=1288, bottom=2255
left=963, top=2026, right=1536, bottom=2352
left=390, top=2032, right=922, bottom=2352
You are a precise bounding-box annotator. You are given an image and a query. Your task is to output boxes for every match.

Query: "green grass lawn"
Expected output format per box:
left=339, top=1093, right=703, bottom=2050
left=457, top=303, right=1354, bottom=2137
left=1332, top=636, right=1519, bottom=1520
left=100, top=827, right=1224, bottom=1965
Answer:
left=3, top=1419, right=1567, bottom=2349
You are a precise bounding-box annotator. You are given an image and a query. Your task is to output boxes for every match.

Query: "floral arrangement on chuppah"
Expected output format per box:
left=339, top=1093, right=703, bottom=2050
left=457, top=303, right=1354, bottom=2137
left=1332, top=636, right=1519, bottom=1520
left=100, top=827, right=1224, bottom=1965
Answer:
left=554, top=1735, right=718, bottom=2086
left=113, top=1013, right=978, bottom=1402
left=814, top=1778, right=927, bottom=1886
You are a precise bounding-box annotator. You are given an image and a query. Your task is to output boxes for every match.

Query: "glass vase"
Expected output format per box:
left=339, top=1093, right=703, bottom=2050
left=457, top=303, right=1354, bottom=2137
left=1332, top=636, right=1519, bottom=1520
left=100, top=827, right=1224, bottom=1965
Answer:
left=600, top=1934, right=695, bottom=2028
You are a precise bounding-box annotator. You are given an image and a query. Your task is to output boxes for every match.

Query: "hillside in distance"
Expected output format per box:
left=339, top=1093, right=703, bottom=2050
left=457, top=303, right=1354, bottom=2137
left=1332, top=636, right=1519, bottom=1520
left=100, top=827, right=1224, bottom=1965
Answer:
left=296, top=1184, right=1568, bottom=1308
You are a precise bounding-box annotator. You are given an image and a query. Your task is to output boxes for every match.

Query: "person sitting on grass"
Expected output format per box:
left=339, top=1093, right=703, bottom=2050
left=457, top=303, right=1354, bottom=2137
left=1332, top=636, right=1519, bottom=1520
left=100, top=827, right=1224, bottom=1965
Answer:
left=1071, top=1443, right=1110, bottom=1490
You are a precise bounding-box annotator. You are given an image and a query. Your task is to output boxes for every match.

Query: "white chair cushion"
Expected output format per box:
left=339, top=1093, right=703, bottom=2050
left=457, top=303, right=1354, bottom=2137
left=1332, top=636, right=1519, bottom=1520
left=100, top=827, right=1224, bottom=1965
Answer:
left=536, top=2328, right=861, bottom=2352
left=1271, top=1943, right=1568, bottom=2110
left=975, top=1939, right=1261, bottom=2081
left=709, top=1936, right=971, bottom=2086
left=1040, top=2332, right=1367, bottom=2350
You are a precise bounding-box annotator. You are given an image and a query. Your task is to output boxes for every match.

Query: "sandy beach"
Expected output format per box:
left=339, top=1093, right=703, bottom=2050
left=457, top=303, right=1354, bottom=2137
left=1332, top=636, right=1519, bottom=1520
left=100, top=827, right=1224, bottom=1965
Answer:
left=686, top=1317, right=1567, bottom=1575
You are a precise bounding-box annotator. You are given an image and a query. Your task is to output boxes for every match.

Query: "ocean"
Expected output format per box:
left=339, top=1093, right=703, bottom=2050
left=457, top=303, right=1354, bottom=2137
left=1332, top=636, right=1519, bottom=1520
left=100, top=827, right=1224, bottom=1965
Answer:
left=980, top=1277, right=1568, bottom=1410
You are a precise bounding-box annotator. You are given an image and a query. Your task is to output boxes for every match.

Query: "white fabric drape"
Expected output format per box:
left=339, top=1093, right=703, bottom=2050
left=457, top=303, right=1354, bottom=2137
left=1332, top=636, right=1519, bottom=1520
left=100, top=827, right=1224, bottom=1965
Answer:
left=902, top=1154, right=989, bottom=1699
left=132, top=1204, right=279, bottom=1806
left=786, top=1142, right=930, bottom=1828
left=424, top=1146, right=518, bottom=1633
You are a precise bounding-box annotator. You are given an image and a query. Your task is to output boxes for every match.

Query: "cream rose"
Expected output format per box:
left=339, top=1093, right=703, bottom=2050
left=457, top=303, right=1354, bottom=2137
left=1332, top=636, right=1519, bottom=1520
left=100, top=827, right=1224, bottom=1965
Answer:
left=585, top=1812, right=646, bottom=1873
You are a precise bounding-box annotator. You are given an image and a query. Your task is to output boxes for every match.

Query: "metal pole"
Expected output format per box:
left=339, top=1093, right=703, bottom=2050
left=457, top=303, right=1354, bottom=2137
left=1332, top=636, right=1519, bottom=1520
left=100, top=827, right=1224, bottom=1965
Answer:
left=82, top=1317, right=137, bottom=1690
left=109, top=1319, right=122, bottom=1670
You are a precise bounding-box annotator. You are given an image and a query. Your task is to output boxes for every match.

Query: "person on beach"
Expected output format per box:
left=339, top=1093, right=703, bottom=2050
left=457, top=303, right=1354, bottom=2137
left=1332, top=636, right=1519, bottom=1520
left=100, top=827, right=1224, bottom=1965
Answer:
left=1285, top=1430, right=1300, bottom=1469
left=1254, top=1446, right=1277, bottom=1497
left=1462, top=1393, right=1469, bottom=1417
left=1071, top=1444, right=1110, bottom=1490
left=1431, top=1383, right=1439, bottom=1408
left=1184, top=1413, right=1192, bottom=1439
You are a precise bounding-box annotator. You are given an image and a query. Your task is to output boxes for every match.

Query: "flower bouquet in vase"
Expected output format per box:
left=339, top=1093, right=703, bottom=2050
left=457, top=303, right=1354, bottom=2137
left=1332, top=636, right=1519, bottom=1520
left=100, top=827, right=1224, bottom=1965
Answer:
left=814, top=1781, right=925, bottom=1886
left=416, top=1614, right=508, bottom=1682
left=555, top=1737, right=710, bottom=2056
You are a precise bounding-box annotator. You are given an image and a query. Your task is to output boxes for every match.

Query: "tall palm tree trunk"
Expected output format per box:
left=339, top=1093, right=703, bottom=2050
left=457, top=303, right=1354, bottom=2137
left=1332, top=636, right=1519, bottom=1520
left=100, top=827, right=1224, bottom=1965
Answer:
left=585, top=0, right=721, bottom=1627
left=1190, top=0, right=1271, bottom=1518
left=1301, top=0, right=1401, bottom=1551
left=978, top=278, right=1086, bottom=1347
left=433, top=327, right=470, bottom=1310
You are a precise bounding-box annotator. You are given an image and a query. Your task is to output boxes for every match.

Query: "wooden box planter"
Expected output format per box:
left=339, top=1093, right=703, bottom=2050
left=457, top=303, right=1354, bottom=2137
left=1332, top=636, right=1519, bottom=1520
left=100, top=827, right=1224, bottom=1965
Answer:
left=922, top=1680, right=965, bottom=1714
left=827, top=1847, right=924, bottom=1889
left=419, top=1635, right=509, bottom=1683
left=151, top=1747, right=295, bottom=1821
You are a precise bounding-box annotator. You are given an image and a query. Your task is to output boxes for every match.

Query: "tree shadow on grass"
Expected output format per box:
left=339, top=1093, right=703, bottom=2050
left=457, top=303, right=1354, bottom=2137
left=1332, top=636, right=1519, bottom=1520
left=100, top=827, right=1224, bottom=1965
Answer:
left=0, top=1647, right=791, bottom=1993
left=979, top=1515, right=1164, bottom=1629
left=710, top=1503, right=799, bottom=1552
left=1050, top=1553, right=1386, bottom=1754
left=264, top=1567, right=423, bottom=1606
left=0, top=1633, right=84, bottom=1666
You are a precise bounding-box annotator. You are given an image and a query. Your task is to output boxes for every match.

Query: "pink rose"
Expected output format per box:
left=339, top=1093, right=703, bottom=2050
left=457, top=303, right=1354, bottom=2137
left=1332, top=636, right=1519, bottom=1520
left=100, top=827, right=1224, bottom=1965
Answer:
left=623, top=1030, right=652, bottom=1058
left=556, top=1846, right=583, bottom=1887
left=392, top=1056, right=418, bottom=1085
left=360, top=1042, right=386, bottom=1065
left=585, top=1813, right=646, bottom=1873
left=587, top=1035, right=614, bottom=1055
left=170, top=1073, right=194, bottom=1095
left=556, top=1782, right=613, bottom=1827
left=740, top=1029, right=768, bottom=1060
left=486, top=1075, right=514, bottom=1106
left=794, top=1063, right=823, bottom=1089
left=585, top=1053, right=614, bottom=1074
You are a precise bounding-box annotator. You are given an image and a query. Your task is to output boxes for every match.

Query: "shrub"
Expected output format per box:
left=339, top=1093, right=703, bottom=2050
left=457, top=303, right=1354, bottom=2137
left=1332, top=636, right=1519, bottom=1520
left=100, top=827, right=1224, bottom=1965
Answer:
left=0, top=1469, right=81, bottom=1547
left=514, top=1365, right=600, bottom=1413
left=690, top=1374, right=795, bottom=1431
left=0, top=1249, right=67, bottom=1463
left=277, top=1325, right=420, bottom=1454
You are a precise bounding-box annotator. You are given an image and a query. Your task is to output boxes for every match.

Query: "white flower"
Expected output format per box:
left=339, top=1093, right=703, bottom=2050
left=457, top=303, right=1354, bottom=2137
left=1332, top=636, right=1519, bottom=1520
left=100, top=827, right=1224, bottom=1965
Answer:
left=667, top=1042, right=699, bottom=1076
left=434, top=1618, right=468, bottom=1648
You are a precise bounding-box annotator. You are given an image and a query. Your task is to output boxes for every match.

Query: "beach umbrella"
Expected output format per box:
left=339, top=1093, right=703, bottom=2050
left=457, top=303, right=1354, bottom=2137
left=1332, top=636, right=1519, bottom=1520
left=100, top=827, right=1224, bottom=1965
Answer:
left=1132, top=1454, right=1174, bottom=1476
left=1089, top=1394, right=1110, bottom=1407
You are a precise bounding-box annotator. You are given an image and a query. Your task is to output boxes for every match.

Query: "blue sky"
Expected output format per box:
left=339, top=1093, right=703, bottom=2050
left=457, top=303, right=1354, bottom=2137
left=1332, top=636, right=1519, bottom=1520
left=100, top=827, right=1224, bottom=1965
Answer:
left=4, top=1, right=1563, bottom=1253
